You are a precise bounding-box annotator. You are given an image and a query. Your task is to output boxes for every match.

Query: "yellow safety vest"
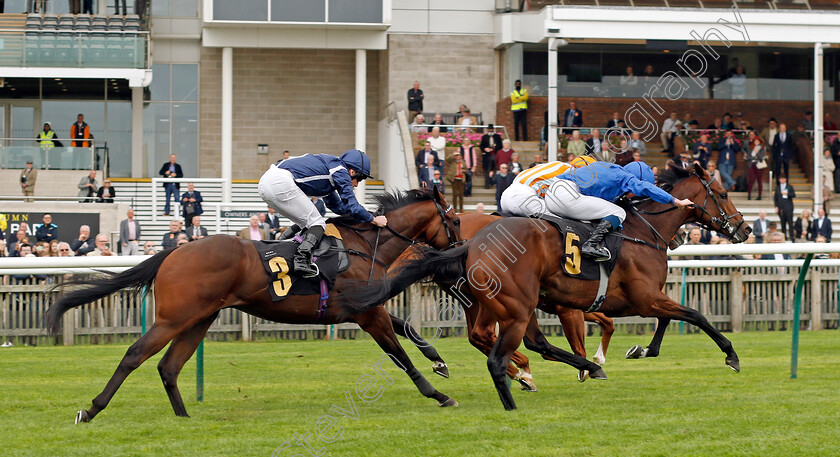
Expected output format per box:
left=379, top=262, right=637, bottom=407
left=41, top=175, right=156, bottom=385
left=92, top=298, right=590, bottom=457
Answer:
left=510, top=89, right=528, bottom=111
left=39, top=130, right=55, bottom=148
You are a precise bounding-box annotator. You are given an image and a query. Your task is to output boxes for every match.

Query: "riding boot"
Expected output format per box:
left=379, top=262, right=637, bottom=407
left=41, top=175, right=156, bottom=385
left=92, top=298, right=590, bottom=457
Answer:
left=580, top=220, right=615, bottom=262
left=278, top=225, right=301, bottom=241
left=293, top=226, right=324, bottom=278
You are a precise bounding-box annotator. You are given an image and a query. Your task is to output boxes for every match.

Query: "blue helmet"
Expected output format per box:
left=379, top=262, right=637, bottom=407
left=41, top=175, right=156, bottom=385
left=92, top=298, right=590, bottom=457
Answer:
left=623, top=161, right=655, bottom=184
left=340, top=149, right=373, bottom=180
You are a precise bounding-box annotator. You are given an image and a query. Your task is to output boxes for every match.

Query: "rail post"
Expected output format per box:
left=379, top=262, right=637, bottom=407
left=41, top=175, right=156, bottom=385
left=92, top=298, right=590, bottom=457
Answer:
left=791, top=253, right=814, bottom=379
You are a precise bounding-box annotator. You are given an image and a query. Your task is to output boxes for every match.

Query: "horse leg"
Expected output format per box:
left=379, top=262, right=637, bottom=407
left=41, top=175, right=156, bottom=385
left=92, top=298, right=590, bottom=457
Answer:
left=556, top=306, right=587, bottom=359
left=522, top=314, right=606, bottom=383
left=586, top=312, right=614, bottom=365
left=648, top=296, right=740, bottom=372
left=488, top=318, right=529, bottom=411
left=157, top=313, right=218, bottom=417
left=466, top=306, right=535, bottom=390
left=626, top=318, right=670, bottom=360
left=76, top=322, right=179, bottom=424
left=388, top=313, right=449, bottom=378
left=355, top=307, right=457, bottom=407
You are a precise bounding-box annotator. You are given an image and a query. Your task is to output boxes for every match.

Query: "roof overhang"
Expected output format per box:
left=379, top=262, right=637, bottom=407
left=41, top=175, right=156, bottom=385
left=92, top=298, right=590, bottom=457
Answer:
left=0, top=67, right=152, bottom=87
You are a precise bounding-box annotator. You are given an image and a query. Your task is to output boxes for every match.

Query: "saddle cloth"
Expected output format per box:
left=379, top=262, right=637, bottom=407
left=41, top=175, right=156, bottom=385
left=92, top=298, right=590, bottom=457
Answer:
left=252, top=225, right=350, bottom=302
left=494, top=212, right=622, bottom=281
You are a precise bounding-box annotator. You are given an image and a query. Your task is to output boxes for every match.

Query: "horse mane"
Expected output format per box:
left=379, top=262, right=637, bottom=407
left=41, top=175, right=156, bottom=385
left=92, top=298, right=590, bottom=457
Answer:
left=326, top=188, right=436, bottom=225
left=656, top=161, right=693, bottom=192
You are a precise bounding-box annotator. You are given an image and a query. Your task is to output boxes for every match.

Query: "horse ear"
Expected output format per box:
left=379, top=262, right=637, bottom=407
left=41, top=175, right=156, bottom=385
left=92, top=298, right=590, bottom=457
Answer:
left=432, top=185, right=442, bottom=202
left=693, top=162, right=706, bottom=177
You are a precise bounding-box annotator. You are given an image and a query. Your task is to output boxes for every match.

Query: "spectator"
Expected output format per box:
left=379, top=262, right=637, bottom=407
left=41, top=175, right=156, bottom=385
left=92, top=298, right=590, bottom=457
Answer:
left=562, top=101, right=583, bottom=133
left=159, top=154, right=183, bottom=216
left=660, top=112, right=678, bottom=152
left=458, top=108, right=478, bottom=132
left=794, top=209, right=813, bottom=242
left=445, top=150, right=466, bottom=213
left=821, top=149, right=835, bottom=195
left=632, top=151, right=642, bottom=162
left=729, top=66, right=746, bottom=99
left=415, top=142, right=440, bottom=170
left=8, top=230, right=27, bottom=257
left=671, top=121, right=688, bottom=156
left=70, top=225, right=94, bottom=256
left=459, top=138, right=478, bottom=197
left=32, top=241, right=49, bottom=257
left=0, top=239, right=6, bottom=257
left=428, top=127, right=446, bottom=158
left=49, top=239, right=60, bottom=257
left=428, top=113, right=448, bottom=133
left=77, top=170, right=99, bottom=203
left=677, top=152, right=693, bottom=170
left=143, top=241, right=156, bottom=255
left=721, top=113, right=735, bottom=130
left=773, top=123, right=793, bottom=183
left=585, top=129, right=603, bottom=158
left=162, top=219, right=185, bottom=249
left=825, top=113, right=837, bottom=131
left=809, top=208, right=832, bottom=241
left=257, top=212, right=271, bottom=233
left=115, top=0, right=128, bottom=16
left=683, top=113, right=696, bottom=126
left=510, top=80, right=529, bottom=141
left=628, top=131, right=646, bottom=156
left=86, top=234, right=114, bottom=256
left=489, top=163, right=514, bottom=212
left=774, top=175, right=796, bottom=241
left=692, top=134, right=712, bottom=169
left=743, top=132, right=766, bottom=200
left=119, top=209, right=142, bottom=255
left=706, top=160, right=722, bottom=184
left=706, top=117, right=723, bottom=130
left=429, top=169, right=445, bottom=194
left=606, top=112, right=623, bottom=129
left=496, top=139, right=515, bottom=168
left=753, top=209, right=770, bottom=243
left=176, top=234, right=189, bottom=248
left=509, top=152, right=523, bottom=175
left=265, top=207, right=281, bottom=239
left=281, top=150, right=291, bottom=162
left=70, top=113, right=93, bottom=150
left=475, top=202, right=485, bottom=214
left=418, top=154, right=443, bottom=191
left=717, top=130, right=739, bottom=190
left=619, top=66, right=637, bottom=86
left=180, top=182, right=203, bottom=228
left=57, top=242, right=73, bottom=257
left=407, top=81, right=424, bottom=123
left=831, top=136, right=840, bottom=193
left=802, top=111, right=814, bottom=131
left=528, top=154, right=544, bottom=169
left=480, top=125, right=502, bottom=188
left=566, top=130, right=586, bottom=159
left=642, top=64, right=655, bottom=84
left=20, top=160, right=37, bottom=202
left=36, top=122, right=59, bottom=166
left=760, top=118, right=778, bottom=151
left=97, top=179, right=116, bottom=203
left=410, top=114, right=426, bottom=133
left=237, top=215, right=269, bottom=241
left=6, top=222, right=28, bottom=245
left=35, top=213, right=58, bottom=243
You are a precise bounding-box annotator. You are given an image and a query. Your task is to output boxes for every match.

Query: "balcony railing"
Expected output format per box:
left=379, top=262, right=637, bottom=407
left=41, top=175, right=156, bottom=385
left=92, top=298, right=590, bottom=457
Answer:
left=0, top=138, right=96, bottom=170
left=0, top=31, right=149, bottom=69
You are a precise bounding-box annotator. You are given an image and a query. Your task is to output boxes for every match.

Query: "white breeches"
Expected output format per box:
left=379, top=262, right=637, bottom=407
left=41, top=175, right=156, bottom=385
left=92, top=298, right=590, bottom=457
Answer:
left=543, top=180, right=626, bottom=222
left=258, top=166, right=326, bottom=229
left=500, top=182, right=545, bottom=216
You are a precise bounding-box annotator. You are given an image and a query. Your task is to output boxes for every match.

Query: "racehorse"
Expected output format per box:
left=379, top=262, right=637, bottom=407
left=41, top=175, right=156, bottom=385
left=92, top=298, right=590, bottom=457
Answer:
left=392, top=212, right=616, bottom=391
left=46, top=188, right=461, bottom=423
left=345, top=162, right=751, bottom=410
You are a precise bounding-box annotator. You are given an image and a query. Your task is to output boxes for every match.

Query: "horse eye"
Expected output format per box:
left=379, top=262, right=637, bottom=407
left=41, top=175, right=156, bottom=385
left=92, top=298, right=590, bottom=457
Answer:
left=454, top=219, right=461, bottom=226
left=721, top=193, right=728, bottom=200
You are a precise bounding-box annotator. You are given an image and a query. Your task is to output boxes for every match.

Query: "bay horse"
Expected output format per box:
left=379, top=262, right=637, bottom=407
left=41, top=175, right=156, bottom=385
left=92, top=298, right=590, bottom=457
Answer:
left=46, top=188, right=461, bottom=423
left=391, top=212, right=616, bottom=391
left=345, top=162, right=751, bottom=410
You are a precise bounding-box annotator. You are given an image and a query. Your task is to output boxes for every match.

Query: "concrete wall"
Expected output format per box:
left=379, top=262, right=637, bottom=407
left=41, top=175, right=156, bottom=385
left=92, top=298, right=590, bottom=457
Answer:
left=386, top=34, right=497, bottom=123
left=0, top=170, right=101, bottom=199
left=199, top=48, right=382, bottom=179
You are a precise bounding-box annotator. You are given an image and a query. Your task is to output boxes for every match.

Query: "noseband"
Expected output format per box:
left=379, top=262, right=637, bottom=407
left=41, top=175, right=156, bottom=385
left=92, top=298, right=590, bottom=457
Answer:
left=693, top=174, right=746, bottom=241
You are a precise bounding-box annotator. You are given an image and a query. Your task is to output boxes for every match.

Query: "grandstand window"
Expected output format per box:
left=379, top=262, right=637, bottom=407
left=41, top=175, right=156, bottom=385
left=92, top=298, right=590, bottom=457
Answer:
left=154, top=0, right=200, bottom=18
left=143, top=63, right=199, bottom=179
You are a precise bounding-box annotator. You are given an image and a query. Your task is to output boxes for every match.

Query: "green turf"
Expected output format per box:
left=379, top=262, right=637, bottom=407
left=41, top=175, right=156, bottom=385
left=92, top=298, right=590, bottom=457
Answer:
left=1, top=331, right=838, bottom=456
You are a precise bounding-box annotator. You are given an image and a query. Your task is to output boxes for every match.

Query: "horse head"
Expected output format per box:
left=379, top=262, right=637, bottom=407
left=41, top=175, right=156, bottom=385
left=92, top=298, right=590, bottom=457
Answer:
left=673, top=162, right=752, bottom=243
left=374, top=187, right=461, bottom=250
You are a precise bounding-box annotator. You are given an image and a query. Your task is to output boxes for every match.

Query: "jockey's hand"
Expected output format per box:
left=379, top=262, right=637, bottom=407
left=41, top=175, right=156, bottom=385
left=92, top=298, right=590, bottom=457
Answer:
left=372, top=215, right=388, bottom=227
left=673, top=198, right=694, bottom=207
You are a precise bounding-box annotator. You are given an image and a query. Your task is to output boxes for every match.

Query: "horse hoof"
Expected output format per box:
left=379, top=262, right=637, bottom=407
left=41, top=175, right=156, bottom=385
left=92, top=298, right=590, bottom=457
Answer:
left=74, top=410, right=90, bottom=424
left=593, top=355, right=606, bottom=366
left=625, top=345, right=644, bottom=359
left=438, top=397, right=458, bottom=407
left=726, top=357, right=741, bottom=373
left=578, top=370, right=590, bottom=383
left=589, top=368, right=607, bottom=380
left=516, top=378, right=538, bottom=392
left=432, top=362, right=450, bottom=378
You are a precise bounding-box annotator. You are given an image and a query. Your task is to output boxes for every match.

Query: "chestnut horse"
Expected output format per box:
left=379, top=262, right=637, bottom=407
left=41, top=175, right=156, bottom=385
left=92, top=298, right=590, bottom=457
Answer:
left=346, top=163, right=751, bottom=410
left=46, top=188, right=461, bottom=423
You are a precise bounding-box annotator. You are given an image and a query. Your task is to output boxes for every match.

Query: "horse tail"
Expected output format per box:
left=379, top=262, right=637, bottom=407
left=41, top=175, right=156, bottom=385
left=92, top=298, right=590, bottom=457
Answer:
left=343, top=242, right=471, bottom=313
left=46, top=249, right=177, bottom=334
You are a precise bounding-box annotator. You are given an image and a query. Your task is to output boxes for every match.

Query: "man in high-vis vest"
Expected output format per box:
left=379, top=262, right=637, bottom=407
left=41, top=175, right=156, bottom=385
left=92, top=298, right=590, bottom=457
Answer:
left=510, top=79, right=529, bottom=141
left=36, top=122, right=57, bottom=167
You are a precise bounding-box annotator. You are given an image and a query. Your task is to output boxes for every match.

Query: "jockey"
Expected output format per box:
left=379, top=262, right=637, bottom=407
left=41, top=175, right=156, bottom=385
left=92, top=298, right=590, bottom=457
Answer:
left=258, top=149, right=387, bottom=277
left=500, top=156, right=598, bottom=216
left=547, top=160, right=693, bottom=261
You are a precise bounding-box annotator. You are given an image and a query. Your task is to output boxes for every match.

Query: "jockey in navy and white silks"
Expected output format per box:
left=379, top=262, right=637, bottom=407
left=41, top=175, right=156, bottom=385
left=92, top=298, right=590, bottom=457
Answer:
left=547, top=161, right=693, bottom=261
left=258, top=149, right=387, bottom=277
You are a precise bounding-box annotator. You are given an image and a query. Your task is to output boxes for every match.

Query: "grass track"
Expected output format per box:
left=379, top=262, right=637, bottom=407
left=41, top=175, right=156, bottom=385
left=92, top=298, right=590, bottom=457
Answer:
left=1, top=331, right=838, bottom=456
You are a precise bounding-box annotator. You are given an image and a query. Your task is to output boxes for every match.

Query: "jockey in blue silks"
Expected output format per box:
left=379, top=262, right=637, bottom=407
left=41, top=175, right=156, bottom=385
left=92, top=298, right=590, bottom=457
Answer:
left=258, top=149, right=387, bottom=277
left=545, top=160, right=694, bottom=261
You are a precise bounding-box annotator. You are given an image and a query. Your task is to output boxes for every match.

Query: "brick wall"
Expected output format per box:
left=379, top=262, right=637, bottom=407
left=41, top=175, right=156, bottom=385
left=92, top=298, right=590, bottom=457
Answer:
left=497, top=96, right=840, bottom=141
left=387, top=34, right=497, bottom=124
left=200, top=48, right=381, bottom=179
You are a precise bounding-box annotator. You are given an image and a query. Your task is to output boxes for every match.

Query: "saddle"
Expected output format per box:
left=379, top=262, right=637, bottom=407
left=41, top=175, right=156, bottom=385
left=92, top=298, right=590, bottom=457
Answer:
left=252, top=224, right=350, bottom=302
left=493, top=212, right=622, bottom=281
